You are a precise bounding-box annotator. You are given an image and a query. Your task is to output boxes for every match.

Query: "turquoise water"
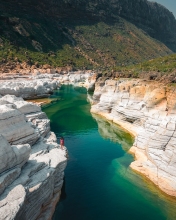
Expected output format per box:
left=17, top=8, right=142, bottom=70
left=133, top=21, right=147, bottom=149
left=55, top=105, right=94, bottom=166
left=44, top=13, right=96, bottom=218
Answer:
left=43, top=85, right=176, bottom=220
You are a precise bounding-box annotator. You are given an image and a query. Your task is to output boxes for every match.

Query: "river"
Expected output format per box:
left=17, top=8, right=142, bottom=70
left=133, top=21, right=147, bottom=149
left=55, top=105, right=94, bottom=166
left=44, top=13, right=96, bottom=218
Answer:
left=43, top=85, right=176, bottom=220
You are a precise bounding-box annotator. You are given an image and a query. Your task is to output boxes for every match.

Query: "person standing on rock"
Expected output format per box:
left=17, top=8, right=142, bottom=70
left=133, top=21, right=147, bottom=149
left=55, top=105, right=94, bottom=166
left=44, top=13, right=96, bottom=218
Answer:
left=60, top=137, right=64, bottom=150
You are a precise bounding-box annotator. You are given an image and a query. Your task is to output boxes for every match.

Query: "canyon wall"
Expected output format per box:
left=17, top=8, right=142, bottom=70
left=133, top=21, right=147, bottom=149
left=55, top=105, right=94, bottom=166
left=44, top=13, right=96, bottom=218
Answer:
left=0, top=72, right=95, bottom=220
left=0, top=95, right=67, bottom=220
left=0, top=71, right=94, bottom=99
left=91, top=78, right=176, bottom=196
left=0, top=78, right=58, bottom=99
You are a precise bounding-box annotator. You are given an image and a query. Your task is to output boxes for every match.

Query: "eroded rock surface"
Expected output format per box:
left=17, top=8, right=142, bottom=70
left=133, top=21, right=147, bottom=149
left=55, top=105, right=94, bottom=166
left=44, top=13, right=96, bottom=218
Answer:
left=0, top=79, right=58, bottom=99
left=91, top=78, right=176, bottom=196
left=0, top=95, right=67, bottom=220
left=0, top=71, right=96, bottom=100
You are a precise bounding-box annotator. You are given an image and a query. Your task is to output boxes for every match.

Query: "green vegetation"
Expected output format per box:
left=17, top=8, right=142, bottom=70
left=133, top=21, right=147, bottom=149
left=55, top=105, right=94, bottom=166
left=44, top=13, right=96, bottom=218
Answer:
left=113, top=54, right=176, bottom=77
left=0, top=0, right=175, bottom=71
left=0, top=17, right=171, bottom=71
left=71, top=20, right=171, bottom=68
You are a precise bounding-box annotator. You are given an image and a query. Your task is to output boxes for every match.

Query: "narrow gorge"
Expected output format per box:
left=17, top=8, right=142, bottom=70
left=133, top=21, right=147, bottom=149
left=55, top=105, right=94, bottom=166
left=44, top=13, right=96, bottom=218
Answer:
left=1, top=0, right=176, bottom=219
left=1, top=73, right=176, bottom=219
left=0, top=72, right=94, bottom=220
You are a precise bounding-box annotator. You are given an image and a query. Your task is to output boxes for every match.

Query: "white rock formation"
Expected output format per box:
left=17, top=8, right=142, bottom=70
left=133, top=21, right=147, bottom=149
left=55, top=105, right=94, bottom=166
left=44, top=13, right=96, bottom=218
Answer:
left=0, top=95, right=67, bottom=220
left=0, top=71, right=96, bottom=219
left=0, top=79, right=58, bottom=99
left=91, top=78, right=176, bottom=197
left=51, top=71, right=96, bottom=89
left=0, top=71, right=96, bottom=100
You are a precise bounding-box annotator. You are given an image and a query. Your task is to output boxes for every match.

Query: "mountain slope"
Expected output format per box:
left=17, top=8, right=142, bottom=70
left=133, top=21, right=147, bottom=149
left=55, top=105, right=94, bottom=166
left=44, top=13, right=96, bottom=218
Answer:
left=107, top=53, right=176, bottom=83
left=0, top=0, right=175, bottom=71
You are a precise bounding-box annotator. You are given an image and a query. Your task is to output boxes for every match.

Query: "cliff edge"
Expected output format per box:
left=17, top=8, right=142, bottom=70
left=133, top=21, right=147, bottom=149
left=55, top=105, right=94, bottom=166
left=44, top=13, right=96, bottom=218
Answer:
left=91, top=78, right=176, bottom=196
left=0, top=95, right=67, bottom=220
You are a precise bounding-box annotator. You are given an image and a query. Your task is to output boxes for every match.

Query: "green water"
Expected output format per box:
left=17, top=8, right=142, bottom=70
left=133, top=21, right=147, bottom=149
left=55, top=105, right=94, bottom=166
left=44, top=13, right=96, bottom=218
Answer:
left=43, top=85, right=176, bottom=220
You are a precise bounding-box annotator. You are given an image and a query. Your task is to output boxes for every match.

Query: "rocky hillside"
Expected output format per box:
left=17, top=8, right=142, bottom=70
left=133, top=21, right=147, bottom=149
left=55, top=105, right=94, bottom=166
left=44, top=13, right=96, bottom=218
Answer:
left=0, top=0, right=175, bottom=71
left=105, top=53, right=176, bottom=83
left=57, top=0, right=176, bottom=51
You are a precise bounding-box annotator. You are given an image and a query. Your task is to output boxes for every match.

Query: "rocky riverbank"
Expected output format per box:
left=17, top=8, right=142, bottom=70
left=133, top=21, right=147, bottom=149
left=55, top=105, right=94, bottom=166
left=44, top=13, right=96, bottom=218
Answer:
left=0, top=71, right=97, bottom=220
left=1, top=71, right=176, bottom=219
left=0, top=71, right=96, bottom=99
left=91, top=78, right=176, bottom=197
left=0, top=95, right=67, bottom=220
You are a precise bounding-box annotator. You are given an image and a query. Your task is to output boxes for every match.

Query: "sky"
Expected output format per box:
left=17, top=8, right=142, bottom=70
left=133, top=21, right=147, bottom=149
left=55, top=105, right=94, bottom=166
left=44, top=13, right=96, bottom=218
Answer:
left=149, top=0, right=176, bottom=18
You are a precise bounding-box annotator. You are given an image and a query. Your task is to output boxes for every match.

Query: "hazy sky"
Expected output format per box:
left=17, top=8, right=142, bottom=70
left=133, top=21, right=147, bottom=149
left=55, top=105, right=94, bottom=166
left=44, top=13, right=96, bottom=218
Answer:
left=149, top=0, right=176, bottom=18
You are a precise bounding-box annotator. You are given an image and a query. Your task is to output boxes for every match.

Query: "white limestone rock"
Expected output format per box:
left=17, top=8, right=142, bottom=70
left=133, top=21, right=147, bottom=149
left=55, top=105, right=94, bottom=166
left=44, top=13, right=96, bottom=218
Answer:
left=0, top=95, right=67, bottom=220
left=0, top=104, right=39, bottom=145
left=0, top=168, right=21, bottom=195
left=0, top=79, right=58, bottom=99
left=91, top=78, right=176, bottom=197
left=0, top=135, right=30, bottom=174
left=15, top=101, right=41, bottom=114
left=0, top=185, right=26, bottom=220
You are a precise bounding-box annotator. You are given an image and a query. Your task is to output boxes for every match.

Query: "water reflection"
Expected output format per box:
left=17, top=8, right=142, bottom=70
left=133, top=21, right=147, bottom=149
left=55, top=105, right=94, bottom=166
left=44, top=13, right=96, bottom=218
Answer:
left=92, top=114, right=176, bottom=220
left=42, top=85, right=176, bottom=220
left=92, top=113, right=134, bottom=151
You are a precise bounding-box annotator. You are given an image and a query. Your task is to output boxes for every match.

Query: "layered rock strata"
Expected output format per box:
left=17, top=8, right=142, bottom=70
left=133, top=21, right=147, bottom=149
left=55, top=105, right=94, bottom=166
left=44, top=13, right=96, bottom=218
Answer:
left=91, top=78, right=176, bottom=197
left=0, top=78, right=59, bottom=99
left=0, top=71, right=95, bottom=99
left=0, top=95, right=67, bottom=220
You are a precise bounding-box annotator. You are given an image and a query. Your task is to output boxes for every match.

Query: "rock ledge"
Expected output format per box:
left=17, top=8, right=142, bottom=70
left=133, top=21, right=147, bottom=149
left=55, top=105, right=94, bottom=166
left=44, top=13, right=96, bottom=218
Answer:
left=91, top=78, right=176, bottom=197
left=0, top=95, right=67, bottom=220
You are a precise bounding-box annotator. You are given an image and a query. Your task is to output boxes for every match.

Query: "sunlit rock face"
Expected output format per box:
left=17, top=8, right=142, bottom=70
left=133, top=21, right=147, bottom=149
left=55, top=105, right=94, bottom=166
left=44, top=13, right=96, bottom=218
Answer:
left=0, top=95, right=67, bottom=220
left=0, top=79, right=58, bottom=99
left=0, top=72, right=95, bottom=100
left=91, top=78, right=176, bottom=196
